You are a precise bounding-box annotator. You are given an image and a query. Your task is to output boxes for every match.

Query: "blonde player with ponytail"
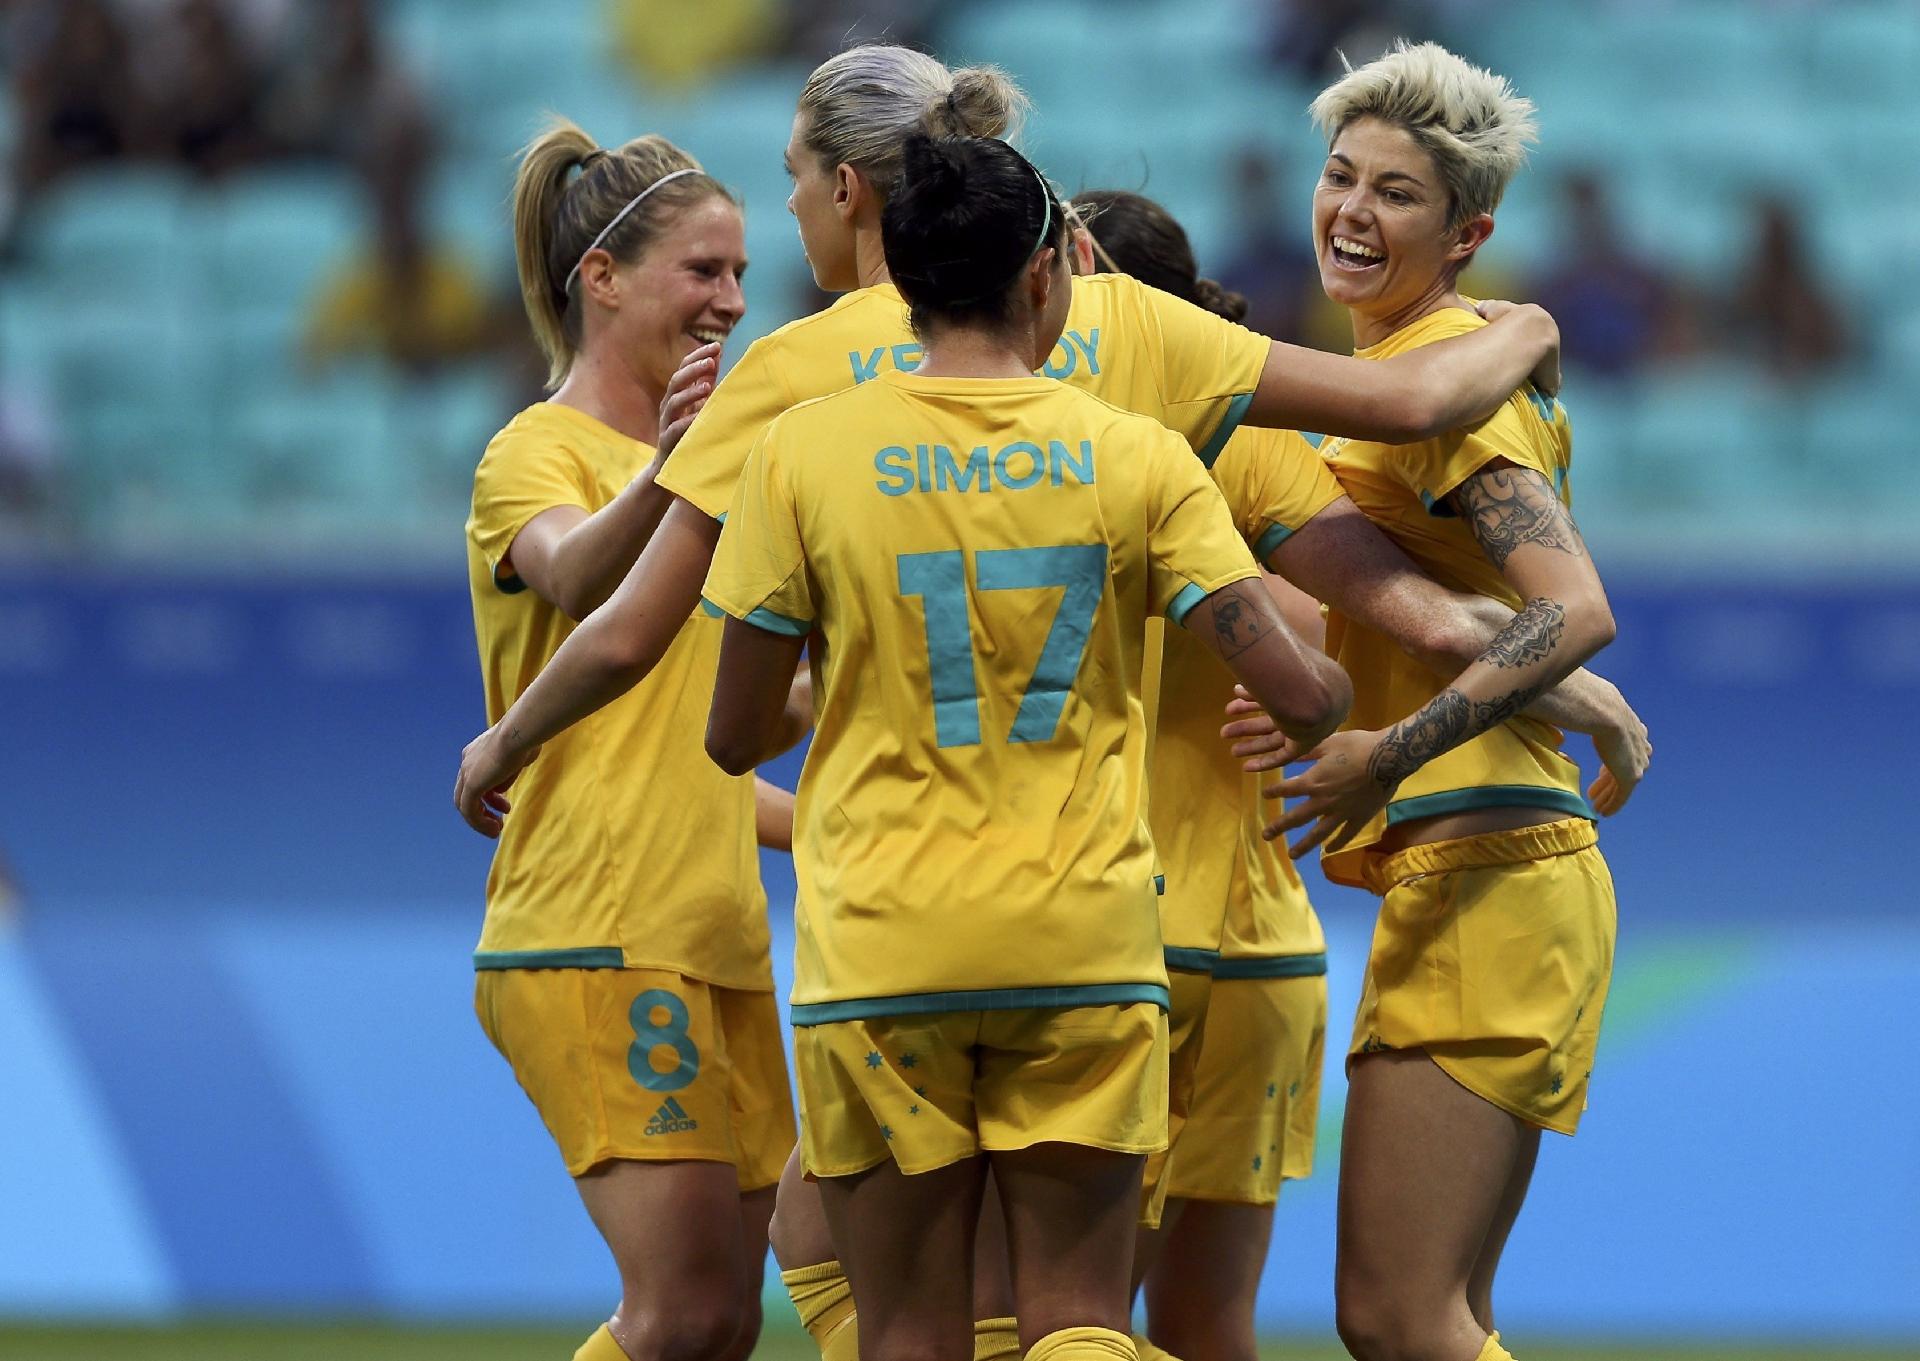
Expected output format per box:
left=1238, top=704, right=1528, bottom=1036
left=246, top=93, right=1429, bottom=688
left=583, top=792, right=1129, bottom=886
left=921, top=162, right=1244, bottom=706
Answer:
left=465, top=120, right=799, bottom=1361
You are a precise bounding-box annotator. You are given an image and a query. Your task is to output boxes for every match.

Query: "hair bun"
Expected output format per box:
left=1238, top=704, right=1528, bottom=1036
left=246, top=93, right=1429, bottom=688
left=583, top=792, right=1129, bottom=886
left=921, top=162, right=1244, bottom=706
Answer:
left=1193, top=276, right=1249, bottom=323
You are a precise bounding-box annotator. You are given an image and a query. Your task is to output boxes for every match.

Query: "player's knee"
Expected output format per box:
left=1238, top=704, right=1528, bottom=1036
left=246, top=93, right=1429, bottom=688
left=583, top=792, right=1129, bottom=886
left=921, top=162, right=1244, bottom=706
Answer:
left=616, top=1293, right=747, bottom=1361
left=1333, top=1289, right=1442, bottom=1361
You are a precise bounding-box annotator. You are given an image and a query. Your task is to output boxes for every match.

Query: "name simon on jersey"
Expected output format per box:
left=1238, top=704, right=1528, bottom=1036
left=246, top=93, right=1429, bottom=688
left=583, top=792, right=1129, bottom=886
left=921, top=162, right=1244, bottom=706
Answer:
left=875, top=439, right=1096, bottom=496
left=848, top=328, right=1102, bottom=385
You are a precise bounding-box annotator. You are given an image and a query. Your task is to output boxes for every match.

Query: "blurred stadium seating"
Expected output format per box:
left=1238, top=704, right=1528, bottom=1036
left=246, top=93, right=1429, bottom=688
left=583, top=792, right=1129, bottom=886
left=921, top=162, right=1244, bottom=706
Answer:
left=1, top=0, right=1915, bottom=561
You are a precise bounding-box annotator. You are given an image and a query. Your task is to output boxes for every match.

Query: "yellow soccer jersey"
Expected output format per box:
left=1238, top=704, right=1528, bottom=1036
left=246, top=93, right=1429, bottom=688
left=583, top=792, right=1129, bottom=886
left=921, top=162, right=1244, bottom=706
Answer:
left=466, top=402, right=770, bottom=987
left=658, top=273, right=1270, bottom=520
left=1316, top=307, right=1593, bottom=889
left=703, top=371, right=1263, bottom=1018
left=1151, top=426, right=1340, bottom=966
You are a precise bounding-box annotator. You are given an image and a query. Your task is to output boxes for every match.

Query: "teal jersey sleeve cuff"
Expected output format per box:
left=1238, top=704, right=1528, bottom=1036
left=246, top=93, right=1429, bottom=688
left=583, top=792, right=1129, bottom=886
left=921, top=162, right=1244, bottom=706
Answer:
left=1194, top=391, right=1255, bottom=469
left=1166, top=582, right=1209, bottom=624
left=1251, top=521, right=1295, bottom=563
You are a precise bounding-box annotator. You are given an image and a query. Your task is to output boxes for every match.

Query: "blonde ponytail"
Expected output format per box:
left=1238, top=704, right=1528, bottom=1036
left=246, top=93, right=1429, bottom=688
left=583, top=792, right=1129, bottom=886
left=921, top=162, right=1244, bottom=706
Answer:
left=798, top=46, right=1029, bottom=199
left=510, top=118, right=734, bottom=388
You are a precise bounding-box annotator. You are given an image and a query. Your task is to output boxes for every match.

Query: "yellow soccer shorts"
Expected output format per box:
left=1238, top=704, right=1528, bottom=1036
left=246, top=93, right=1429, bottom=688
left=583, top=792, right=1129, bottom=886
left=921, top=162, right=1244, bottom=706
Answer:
left=1163, top=968, right=1327, bottom=1205
left=793, top=1003, right=1169, bottom=1178
left=475, top=965, right=796, bottom=1186
left=1352, top=817, right=1616, bottom=1135
left=1138, top=966, right=1213, bottom=1226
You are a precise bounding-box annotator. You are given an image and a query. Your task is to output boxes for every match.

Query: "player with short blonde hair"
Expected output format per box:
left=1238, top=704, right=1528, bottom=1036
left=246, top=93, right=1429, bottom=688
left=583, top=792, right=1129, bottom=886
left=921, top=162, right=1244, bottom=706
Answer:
left=1264, top=43, right=1632, bottom=1361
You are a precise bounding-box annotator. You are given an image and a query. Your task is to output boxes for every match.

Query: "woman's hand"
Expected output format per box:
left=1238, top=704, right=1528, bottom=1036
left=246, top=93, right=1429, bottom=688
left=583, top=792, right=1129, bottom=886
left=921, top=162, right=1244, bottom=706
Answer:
left=1221, top=684, right=1300, bottom=771
left=454, top=726, right=540, bottom=838
left=656, top=342, right=721, bottom=459
left=1259, top=728, right=1396, bottom=858
left=1475, top=299, right=1560, bottom=397
left=1589, top=704, right=1652, bottom=816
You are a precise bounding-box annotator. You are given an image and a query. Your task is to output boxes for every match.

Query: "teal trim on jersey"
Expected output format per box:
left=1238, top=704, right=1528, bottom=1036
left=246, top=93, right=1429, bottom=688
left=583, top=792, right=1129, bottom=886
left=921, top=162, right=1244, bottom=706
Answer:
left=1195, top=392, right=1255, bottom=469
left=1299, top=431, right=1326, bottom=449
left=1252, top=521, right=1295, bottom=563
left=1212, top=951, right=1328, bottom=980
left=699, top=597, right=725, bottom=619
left=1384, top=785, right=1595, bottom=826
left=1154, top=874, right=1166, bottom=895
left=472, top=947, right=624, bottom=970
left=739, top=604, right=812, bottom=637
left=1167, top=582, right=1208, bottom=624
left=1164, top=946, right=1220, bottom=974
left=790, top=982, right=1169, bottom=1025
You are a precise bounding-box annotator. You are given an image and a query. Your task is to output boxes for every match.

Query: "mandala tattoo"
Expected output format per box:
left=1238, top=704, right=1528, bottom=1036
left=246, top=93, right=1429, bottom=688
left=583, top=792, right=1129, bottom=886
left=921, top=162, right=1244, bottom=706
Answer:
left=1485, top=597, right=1565, bottom=669
left=1367, top=681, right=1548, bottom=787
left=1454, top=467, right=1587, bottom=569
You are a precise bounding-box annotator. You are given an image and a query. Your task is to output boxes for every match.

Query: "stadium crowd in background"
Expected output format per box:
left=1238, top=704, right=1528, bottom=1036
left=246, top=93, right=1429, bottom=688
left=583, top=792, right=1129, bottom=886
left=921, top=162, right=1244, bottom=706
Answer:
left=0, top=0, right=1877, bottom=549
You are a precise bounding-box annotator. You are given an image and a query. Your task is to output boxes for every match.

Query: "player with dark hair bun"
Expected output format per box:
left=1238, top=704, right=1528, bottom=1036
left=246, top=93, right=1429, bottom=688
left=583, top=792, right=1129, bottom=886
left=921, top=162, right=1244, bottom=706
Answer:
left=883, top=134, right=1068, bottom=333
left=701, top=131, right=1351, bottom=1361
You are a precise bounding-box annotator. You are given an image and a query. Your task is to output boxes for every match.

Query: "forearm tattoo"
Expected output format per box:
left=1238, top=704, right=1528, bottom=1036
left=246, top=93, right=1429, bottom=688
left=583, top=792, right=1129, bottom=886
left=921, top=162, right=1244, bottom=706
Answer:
left=1208, top=580, right=1272, bottom=660
left=1484, top=597, right=1565, bottom=669
left=1367, top=680, right=1548, bottom=787
left=1454, top=467, right=1587, bottom=569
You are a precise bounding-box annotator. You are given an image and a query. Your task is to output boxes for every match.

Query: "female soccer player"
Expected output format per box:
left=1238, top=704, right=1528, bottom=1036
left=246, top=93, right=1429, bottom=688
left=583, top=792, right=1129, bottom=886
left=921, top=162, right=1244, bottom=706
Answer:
left=701, top=130, right=1349, bottom=1361
left=1259, top=43, right=1625, bottom=1361
left=465, top=121, right=800, bottom=1361
left=1072, top=189, right=1648, bottom=1361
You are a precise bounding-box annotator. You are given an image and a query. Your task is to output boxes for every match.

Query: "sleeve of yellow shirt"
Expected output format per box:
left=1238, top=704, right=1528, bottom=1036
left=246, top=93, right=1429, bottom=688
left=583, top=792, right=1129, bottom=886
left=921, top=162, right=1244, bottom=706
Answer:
left=1134, top=277, right=1272, bottom=465
left=702, top=429, right=815, bottom=634
left=1210, top=426, right=1347, bottom=562
left=1141, top=423, right=1265, bottom=623
left=658, top=333, right=799, bottom=520
left=468, top=426, right=593, bottom=582
left=1397, top=395, right=1563, bottom=515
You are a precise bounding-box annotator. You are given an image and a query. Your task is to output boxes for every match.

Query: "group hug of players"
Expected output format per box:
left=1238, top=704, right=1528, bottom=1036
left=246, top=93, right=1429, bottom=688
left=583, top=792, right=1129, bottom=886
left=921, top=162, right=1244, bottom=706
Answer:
left=451, top=36, right=1651, bottom=1361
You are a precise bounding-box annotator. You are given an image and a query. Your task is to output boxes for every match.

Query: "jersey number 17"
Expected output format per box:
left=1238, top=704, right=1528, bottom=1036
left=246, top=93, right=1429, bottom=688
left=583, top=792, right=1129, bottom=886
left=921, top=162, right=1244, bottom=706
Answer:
left=897, top=544, right=1108, bottom=749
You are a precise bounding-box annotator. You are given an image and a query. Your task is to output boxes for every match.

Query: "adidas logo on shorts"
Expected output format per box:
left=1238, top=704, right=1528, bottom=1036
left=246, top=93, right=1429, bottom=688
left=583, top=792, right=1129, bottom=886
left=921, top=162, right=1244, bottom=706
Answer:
left=644, top=1097, right=699, bottom=1136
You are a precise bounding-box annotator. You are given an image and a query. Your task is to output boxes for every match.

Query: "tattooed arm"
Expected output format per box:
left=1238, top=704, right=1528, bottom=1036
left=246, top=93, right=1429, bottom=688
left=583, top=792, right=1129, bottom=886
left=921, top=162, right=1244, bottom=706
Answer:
left=1179, top=577, right=1351, bottom=754
left=1264, top=459, right=1617, bottom=856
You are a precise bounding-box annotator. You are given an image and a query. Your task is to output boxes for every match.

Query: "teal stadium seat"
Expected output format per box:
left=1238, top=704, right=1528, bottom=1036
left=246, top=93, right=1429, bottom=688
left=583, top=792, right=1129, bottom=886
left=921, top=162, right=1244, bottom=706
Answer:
left=1619, top=364, right=1790, bottom=507
left=18, top=168, right=196, bottom=305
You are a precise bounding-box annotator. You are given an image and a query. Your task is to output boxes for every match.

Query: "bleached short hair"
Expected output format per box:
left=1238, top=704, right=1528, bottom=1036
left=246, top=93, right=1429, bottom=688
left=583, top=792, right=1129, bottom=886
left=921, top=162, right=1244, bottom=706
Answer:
left=1309, top=40, right=1538, bottom=226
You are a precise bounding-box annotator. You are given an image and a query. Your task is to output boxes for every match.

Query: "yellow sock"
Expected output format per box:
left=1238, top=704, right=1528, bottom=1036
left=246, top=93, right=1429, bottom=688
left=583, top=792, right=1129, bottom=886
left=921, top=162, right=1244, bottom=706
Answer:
left=781, top=1260, right=860, bottom=1361
left=1131, top=1335, right=1182, bottom=1361
left=572, top=1324, right=631, bottom=1361
left=975, top=1317, right=1022, bottom=1361
left=1026, top=1326, right=1136, bottom=1361
left=1476, top=1334, right=1514, bottom=1361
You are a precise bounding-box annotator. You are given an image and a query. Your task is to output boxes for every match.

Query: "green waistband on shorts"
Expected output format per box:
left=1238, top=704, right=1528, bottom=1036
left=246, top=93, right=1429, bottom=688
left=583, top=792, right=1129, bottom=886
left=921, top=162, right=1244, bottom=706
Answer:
left=790, top=982, right=1169, bottom=1026
left=1212, top=951, right=1328, bottom=980
left=472, top=947, right=625, bottom=970
left=1385, top=784, right=1595, bottom=826
left=1163, top=946, right=1221, bottom=974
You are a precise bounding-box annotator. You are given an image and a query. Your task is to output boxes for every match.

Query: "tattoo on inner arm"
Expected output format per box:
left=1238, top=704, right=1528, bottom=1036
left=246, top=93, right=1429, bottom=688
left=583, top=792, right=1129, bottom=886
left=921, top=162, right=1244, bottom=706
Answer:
left=1209, top=580, right=1272, bottom=660
left=1485, top=597, right=1565, bottom=668
left=1366, top=679, right=1549, bottom=788
left=1454, top=467, right=1587, bottom=569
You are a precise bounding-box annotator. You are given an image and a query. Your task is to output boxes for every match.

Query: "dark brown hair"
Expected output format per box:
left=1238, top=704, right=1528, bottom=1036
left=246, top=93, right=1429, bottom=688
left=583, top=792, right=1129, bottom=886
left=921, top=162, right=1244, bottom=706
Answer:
left=1072, top=189, right=1247, bottom=322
